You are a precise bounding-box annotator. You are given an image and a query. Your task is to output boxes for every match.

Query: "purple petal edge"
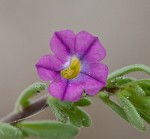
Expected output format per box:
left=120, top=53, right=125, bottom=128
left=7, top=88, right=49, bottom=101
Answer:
left=75, top=31, right=106, bottom=63
left=50, top=30, right=75, bottom=63
left=35, top=54, right=62, bottom=81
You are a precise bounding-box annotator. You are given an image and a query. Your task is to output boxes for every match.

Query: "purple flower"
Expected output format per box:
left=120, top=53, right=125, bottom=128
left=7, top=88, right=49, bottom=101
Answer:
left=36, top=30, right=108, bottom=102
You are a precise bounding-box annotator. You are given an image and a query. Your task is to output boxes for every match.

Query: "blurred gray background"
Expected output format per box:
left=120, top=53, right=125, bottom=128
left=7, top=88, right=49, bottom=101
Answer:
left=0, top=0, right=150, bottom=139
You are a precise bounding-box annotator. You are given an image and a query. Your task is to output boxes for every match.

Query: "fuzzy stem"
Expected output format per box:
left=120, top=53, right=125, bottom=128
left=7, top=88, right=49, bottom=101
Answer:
left=0, top=95, right=48, bottom=124
left=0, top=88, right=117, bottom=124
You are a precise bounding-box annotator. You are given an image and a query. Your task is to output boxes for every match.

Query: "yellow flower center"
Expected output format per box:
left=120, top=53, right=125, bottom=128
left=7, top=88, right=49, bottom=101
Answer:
left=61, top=57, right=81, bottom=79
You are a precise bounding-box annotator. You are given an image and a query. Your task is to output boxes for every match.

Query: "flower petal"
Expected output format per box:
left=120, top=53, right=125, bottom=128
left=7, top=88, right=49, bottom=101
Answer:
left=81, top=63, right=108, bottom=83
left=50, top=30, right=75, bottom=63
left=81, top=74, right=105, bottom=96
left=75, top=31, right=106, bottom=62
left=63, top=80, right=83, bottom=102
left=49, top=77, right=83, bottom=102
left=80, top=63, right=108, bottom=95
left=36, top=54, right=62, bottom=81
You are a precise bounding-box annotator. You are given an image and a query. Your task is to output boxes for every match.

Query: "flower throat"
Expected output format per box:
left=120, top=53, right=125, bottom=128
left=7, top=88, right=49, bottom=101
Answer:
left=61, top=57, right=81, bottom=79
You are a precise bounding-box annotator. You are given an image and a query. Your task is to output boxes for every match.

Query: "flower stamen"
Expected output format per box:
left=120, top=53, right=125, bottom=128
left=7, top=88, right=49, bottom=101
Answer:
left=61, top=57, right=81, bottom=79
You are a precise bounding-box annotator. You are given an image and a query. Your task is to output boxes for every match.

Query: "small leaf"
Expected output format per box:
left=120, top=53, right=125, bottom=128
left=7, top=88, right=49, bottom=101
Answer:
left=117, top=91, right=147, bottom=131
left=76, top=108, right=92, bottom=127
left=74, top=97, right=92, bottom=106
left=107, top=76, right=136, bottom=88
left=67, top=107, right=92, bottom=128
left=47, top=97, right=68, bottom=123
left=47, top=97, right=92, bottom=128
left=125, top=83, right=145, bottom=96
left=48, top=97, right=73, bottom=110
left=15, top=82, right=46, bottom=112
left=135, top=79, right=150, bottom=96
left=67, top=108, right=83, bottom=127
left=131, top=84, right=146, bottom=96
left=98, top=92, right=128, bottom=122
left=17, top=121, right=79, bottom=139
left=129, top=96, right=150, bottom=109
left=0, top=123, right=23, bottom=139
left=47, top=97, right=83, bottom=127
left=128, top=95, right=150, bottom=124
left=67, top=107, right=92, bottom=127
left=136, top=107, right=150, bottom=124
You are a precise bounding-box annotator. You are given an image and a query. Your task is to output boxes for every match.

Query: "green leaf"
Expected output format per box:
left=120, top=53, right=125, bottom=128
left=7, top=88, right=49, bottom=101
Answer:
left=107, top=76, right=136, bottom=88
left=134, top=79, right=150, bottom=96
left=67, top=108, right=83, bottom=127
left=48, top=97, right=73, bottom=110
left=15, top=82, right=46, bottom=112
left=125, top=83, right=146, bottom=96
left=131, top=84, right=146, bottom=96
left=74, top=97, right=92, bottom=106
left=98, top=92, right=128, bottom=122
left=67, top=107, right=92, bottom=127
left=76, top=108, right=92, bottom=127
left=47, top=97, right=69, bottom=123
left=136, top=108, right=150, bottom=124
left=0, top=123, right=23, bottom=139
left=17, top=121, right=79, bottom=139
left=117, top=91, right=147, bottom=131
left=108, top=64, right=150, bottom=82
left=129, top=95, right=150, bottom=111
left=47, top=97, right=91, bottom=128
left=128, top=95, right=150, bottom=124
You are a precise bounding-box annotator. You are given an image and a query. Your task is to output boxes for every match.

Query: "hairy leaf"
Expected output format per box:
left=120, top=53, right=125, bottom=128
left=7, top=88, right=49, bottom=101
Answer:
left=125, top=83, right=146, bottom=96
left=15, top=82, right=46, bottom=112
left=0, top=123, right=23, bottom=139
left=107, top=76, right=136, bottom=88
left=17, top=121, right=79, bottom=139
left=67, top=108, right=83, bottom=127
left=67, top=107, right=92, bottom=127
left=129, top=95, right=150, bottom=112
left=74, top=97, right=92, bottom=106
left=47, top=97, right=68, bottom=123
left=135, top=106, right=150, bottom=124
left=99, top=92, right=128, bottom=122
left=75, top=108, right=92, bottom=127
left=108, top=64, right=150, bottom=82
left=134, top=79, right=150, bottom=96
left=47, top=97, right=91, bottom=128
left=117, top=91, right=147, bottom=131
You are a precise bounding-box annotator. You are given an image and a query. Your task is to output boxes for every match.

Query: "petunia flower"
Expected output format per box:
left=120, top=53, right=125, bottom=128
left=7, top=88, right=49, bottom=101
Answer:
left=36, top=30, right=108, bottom=102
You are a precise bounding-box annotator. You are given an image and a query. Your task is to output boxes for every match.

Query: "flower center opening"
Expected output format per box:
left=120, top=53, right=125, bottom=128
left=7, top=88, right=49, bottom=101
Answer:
left=61, top=57, right=81, bottom=79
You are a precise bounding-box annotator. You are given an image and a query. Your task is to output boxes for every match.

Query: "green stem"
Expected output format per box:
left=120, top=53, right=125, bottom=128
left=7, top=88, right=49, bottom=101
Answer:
left=108, top=64, right=150, bottom=82
left=0, top=87, right=117, bottom=124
